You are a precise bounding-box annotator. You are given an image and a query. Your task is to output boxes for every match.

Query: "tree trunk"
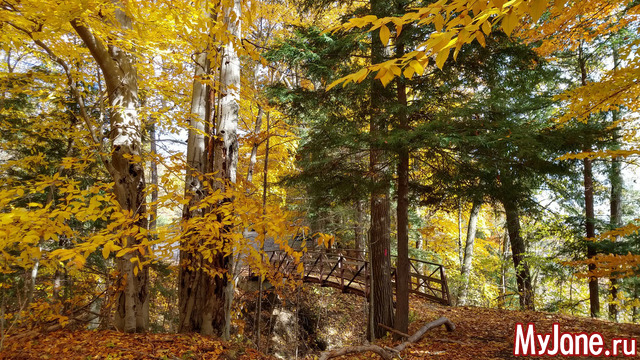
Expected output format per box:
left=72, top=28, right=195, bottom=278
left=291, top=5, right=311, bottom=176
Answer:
left=246, top=105, right=263, bottom=183
left=579, top=44, right=600, bottom=319
left=498, top=232, right=509, bottom=309
left=354, top=200, right=364, bottom=259
left=503, top=199, right=534, bottom=311
left=458, top=200, right=481, bottom=306
left=71, top=7, right=148, bottom=333
left=149, top=124, right=159, bottom=233
left=608, top=46, right=622, bottom=323
left=217, top=0, right=241, bottom=340
left=256, top=111, right=270, bottom=349
left=394, top=40, right=409, bottom=339
left=178, top=45, right=217, bottom=334
left=368, top=0, right=394, bottom=341
left=178, top=0, right=241, bottom=338
left=457, top=200, right=463, bottom=268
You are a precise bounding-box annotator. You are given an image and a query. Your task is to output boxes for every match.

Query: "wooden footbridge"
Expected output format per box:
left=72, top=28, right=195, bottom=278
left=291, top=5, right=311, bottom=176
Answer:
left=258, top=250, right=451, bottom=305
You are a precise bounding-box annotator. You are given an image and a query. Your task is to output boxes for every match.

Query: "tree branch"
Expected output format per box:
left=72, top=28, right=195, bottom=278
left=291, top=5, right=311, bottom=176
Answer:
left=319, top=317, right=455, bottom=360
left=6, top=22, right=113, bottom=173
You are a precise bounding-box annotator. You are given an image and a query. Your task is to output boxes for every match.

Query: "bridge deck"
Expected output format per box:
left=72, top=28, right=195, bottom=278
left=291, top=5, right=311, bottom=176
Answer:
left=257, top=250, right=450, bottom=305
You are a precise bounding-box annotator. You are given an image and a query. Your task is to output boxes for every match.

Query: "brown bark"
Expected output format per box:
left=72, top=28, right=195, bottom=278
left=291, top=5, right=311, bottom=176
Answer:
left=608, top=46, right=622, bottom=323
left=354, top=200, right=364, bottom=259
left=394, top=40, right=409, bottom=339
left=579, top=44, right=600, bottom=319
left=71, top=8, right=148, bottom=333
left=498, top=232, right=509, bottom=309
left=367, top=0, right=394, bottom=341
left=458, top=200, right=481, bottom=306
left=503, top=199, right=534, bottom=311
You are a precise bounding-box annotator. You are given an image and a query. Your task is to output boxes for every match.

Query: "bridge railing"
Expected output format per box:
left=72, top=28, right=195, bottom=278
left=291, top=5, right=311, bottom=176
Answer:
left=263, top=249, right=450, bottom=305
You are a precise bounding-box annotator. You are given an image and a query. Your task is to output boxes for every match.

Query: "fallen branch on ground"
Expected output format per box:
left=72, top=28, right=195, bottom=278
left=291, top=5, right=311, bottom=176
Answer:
left=319, top=317, right=455, bottom=360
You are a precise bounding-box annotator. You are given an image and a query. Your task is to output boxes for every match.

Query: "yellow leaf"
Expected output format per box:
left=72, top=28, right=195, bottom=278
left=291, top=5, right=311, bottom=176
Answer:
left=374, top=67, right=388, bottom=80
left=326, top=77, right=346, bottom=90
left=501, top=10, right=517, bottom=36
left=73, top=255, right=85, bottom=269
left=354, top=68, right=369, bottom=82
left=482, top=20, right=492, bottom=35
left=380, top=70, right=394, bottom=87
left=434, top=13, right=444, bottom=32
left=435, top=47, right=451, bottom=69
left=403, top=66, right=415, bottom=79
left=410, top=60, right=424, bottom=75
left=379, top=24, right=390, bottom=46
left=102, top=242, right=111, bottom=259
left=476, top=31, right=486, bottom=47
left=530, top=0, right=547, bottom=22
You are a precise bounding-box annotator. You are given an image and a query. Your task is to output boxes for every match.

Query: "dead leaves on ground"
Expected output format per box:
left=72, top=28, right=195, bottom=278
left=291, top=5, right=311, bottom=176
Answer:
left=0, top=330, right=273, bottom=360
left=1, top=293, right=639, bottom=360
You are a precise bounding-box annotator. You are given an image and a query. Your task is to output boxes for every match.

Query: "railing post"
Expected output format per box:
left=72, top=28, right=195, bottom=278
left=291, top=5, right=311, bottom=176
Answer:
left=339, top=255, right=344, bottom=289
left=440, top=265, right=451, bottom=305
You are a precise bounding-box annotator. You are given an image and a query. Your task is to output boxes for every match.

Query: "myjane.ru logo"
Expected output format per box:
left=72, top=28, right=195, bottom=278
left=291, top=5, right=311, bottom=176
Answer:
left=514, top=323, right=637, bottom=357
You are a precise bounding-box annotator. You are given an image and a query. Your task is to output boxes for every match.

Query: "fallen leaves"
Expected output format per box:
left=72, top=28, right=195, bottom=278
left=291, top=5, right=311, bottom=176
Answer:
left=0, top=330, right=274, bottom=360
left=2, top=290, right=639, bottom=360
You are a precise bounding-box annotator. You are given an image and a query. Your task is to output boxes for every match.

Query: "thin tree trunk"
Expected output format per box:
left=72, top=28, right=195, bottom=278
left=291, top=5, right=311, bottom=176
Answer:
left=608, top=46, right=622, bottom=323
left=457, top=200, right=463, bottom=268
left=579, top=44, right=599, bottom=319
left=149, top=124, right=159, bottom=232
left=71, top=7, right=148, bottom=333
left=256, top=111, right=270, bottom=349
left=633, top=282, right=640, bottom=323
left=458, top=200, right=481, bottom=306
left=394, top=40, right=409, bottom=339
left=354, top=200, right=364, bottom=259
left=498, top=232, right=509, bottom=309
left=503, top=199, right=534, bottom=310
left=247, top=105, right=264, bottom=183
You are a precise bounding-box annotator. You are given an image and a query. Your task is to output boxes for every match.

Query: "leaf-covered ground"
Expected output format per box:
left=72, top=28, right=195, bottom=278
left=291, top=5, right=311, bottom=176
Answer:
left=1, top=292, right=639, bottom=359
left=324, top=296, right=640, bottom=360
left=0, top=330, right=271, bottom=360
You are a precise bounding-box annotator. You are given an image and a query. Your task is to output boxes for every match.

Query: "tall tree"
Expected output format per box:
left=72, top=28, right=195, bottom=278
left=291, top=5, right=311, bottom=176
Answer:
left=179, top=0, right=241, bottom=336
left=608, top=44, right=622, bottom=322
left=178, top=38, right=211, bottom=334
left=578, top=43, right=600, bottom=318
left=71, top=7, right=149, bottom=333
left=368, top=0, right=394, bottom=341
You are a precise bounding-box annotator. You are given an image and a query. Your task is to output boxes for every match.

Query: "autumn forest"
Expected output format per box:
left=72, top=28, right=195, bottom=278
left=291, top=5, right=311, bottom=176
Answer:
left=1, top=0, right=639, bottom=359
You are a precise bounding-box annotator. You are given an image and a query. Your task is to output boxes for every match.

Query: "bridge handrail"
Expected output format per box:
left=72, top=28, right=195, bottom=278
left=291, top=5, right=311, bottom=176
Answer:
left=261, top=248, right=450, bottom=305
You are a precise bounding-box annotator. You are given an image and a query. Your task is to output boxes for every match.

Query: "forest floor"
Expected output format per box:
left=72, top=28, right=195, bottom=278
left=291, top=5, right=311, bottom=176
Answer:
left=1, top=288, right=639, bottom=360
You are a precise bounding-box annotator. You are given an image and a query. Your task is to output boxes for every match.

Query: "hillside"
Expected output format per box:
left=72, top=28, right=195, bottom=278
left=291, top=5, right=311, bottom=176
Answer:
left=2, top=286, right=638, bottom=360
